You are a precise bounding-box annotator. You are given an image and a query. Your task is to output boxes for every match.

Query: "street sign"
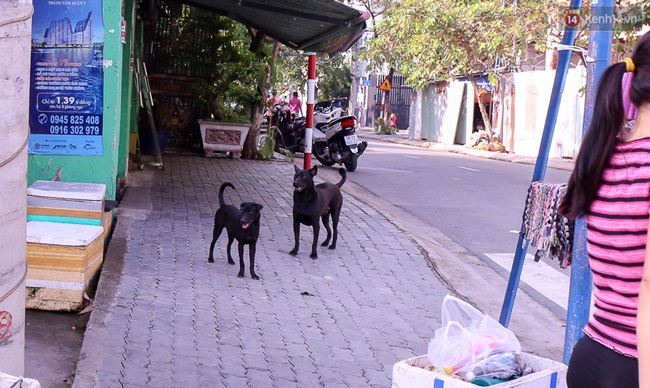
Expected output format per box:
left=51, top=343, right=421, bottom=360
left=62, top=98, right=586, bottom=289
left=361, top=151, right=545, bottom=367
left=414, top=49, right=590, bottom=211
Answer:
left=362, top=79, right=372, bottom=87
left=378, top=78, right=391, bottom=92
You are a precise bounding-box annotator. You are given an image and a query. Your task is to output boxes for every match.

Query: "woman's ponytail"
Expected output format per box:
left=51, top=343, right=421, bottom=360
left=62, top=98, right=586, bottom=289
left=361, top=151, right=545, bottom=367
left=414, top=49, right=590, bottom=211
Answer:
left=559, top=62, right=627, bottom=219
left=560, top=31, right=650, bottom=219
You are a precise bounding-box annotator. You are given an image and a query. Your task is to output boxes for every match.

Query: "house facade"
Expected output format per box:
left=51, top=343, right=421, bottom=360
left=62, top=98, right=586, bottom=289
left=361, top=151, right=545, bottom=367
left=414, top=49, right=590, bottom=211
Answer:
left=408, top=67, right=587, bottom=159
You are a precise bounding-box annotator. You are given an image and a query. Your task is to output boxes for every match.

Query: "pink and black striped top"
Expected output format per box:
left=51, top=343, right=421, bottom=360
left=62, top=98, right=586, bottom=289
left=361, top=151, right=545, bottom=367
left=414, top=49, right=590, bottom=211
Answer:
left=585, top=137, right=650, bottom=358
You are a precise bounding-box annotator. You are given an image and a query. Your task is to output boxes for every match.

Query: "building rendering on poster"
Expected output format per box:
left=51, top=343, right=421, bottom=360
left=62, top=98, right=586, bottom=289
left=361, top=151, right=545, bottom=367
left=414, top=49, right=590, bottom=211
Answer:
left=29, top=0, right=104, bottom=156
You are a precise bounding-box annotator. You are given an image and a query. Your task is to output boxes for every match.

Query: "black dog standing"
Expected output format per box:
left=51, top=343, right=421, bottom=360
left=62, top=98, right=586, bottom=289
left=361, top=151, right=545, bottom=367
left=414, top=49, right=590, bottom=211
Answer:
left=208, top=182, right=264, bottom=279
left=290, top=165, right=346, bottom=259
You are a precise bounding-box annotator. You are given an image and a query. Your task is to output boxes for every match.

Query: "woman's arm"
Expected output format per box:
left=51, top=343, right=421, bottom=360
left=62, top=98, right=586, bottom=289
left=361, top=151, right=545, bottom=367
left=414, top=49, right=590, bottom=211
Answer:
left=638, top=221, right=650, bottom=387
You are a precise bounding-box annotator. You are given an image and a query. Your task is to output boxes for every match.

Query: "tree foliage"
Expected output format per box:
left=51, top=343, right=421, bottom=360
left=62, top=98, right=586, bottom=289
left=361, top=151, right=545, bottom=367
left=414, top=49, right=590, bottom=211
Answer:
left=276, top=50, right=353, bottom=101
left=168, top=7, right=280, bottom=159
left=275, top=48, right=308, bottom=96
left=241, top=38, right=280, bottom=160
left=364, top=0, right=550, bottom=90
left=175, top=11, right=267, bottom=123
left=317, top=55, right=353, bottom=100
left=362, top=0, right=551, bottom=133
left=339, top=0, right=393, bottom=38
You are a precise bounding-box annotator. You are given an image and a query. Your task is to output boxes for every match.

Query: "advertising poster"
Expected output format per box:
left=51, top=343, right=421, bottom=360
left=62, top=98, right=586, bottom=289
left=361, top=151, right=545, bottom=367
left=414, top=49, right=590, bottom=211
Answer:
left=29, top=0, right=104, bottom=156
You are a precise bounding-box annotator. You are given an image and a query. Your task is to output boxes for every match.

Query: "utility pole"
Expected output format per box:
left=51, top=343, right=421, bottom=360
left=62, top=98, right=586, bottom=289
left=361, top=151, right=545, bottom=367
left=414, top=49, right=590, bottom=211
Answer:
left=563, top=0, right=614, bottom=364
left=0, top=0, right=32, bottom=376
left=499, top=0, right=583, bottom=327
left=304, top=53, right=316, bottom=170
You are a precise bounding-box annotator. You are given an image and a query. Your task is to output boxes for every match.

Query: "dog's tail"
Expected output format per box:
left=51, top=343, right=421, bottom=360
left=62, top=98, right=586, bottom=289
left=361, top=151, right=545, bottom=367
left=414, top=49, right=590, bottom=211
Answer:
left=218, top=182, right=235, bottom=207
left=336, top=168, right=346, bottom=188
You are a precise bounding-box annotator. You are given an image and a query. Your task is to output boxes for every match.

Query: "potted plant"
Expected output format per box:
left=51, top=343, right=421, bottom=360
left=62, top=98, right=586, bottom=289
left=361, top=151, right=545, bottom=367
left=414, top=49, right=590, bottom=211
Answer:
left=198, top=119, right=250, bottom=157
left=172, top=12, right=267, bottom=157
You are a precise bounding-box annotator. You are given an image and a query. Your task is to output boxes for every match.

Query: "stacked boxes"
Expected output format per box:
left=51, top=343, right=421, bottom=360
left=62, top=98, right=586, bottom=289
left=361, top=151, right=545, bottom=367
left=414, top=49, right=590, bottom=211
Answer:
left=27, top=181, right=106, bottom=226
left=25, top=181, right=110, bottom=311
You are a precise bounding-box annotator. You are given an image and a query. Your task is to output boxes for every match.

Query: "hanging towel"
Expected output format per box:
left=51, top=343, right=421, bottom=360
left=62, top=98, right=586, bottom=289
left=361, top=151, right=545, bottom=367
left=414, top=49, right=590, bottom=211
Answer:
left=520, top=182, right=574, bottom=268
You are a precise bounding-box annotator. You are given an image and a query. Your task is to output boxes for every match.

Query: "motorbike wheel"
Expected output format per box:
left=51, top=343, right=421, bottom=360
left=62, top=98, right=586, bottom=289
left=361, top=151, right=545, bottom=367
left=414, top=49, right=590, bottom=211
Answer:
left=314, top=152, right=335, bottom=167
left=313, top=142, right=335, bottom=166
left=344, top=153, right=358, bottom=172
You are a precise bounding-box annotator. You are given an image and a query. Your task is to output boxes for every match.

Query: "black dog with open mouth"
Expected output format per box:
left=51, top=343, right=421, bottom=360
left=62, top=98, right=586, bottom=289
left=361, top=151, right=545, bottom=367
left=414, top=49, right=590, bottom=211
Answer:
left=208, top=182, right=263, bottom=279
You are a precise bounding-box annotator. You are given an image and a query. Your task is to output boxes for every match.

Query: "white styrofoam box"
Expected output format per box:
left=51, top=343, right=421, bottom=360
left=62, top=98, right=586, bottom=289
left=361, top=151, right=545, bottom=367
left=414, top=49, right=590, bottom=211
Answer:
left=26, top=221, right=104, bottom=246
left=392, top=353, right=567, bottom=388
left=0, top=372, right=41, bottom=388
left=27, top=180, right=106, bottom=202
left=27, top=197, right=103, bottom=211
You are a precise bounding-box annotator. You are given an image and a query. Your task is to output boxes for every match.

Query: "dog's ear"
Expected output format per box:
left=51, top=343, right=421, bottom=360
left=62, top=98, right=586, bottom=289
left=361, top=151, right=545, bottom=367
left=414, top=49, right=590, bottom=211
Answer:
left=309, top=166, right=318, bottom=176
left=256, top=204, right=264, bottom=212
left=294, top=165, right=301, bottom=173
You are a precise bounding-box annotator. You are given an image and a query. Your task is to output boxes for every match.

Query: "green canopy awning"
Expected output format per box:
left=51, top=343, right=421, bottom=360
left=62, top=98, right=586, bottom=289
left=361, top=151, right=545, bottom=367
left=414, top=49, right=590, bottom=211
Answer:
left=179, top=0, right=369, bottom=55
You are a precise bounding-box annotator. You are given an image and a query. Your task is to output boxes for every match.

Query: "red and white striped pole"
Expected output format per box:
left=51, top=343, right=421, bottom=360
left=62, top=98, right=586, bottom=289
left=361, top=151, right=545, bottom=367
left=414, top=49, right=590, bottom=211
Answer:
left=304, top=53, right=316, bottom=170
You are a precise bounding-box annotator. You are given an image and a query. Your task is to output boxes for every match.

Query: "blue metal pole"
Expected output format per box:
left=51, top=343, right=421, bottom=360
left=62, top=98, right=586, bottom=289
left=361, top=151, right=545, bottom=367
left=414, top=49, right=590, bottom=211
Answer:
left=498, top=0, right=583, bottom=327
left=563, top=2, right=614, bottom=364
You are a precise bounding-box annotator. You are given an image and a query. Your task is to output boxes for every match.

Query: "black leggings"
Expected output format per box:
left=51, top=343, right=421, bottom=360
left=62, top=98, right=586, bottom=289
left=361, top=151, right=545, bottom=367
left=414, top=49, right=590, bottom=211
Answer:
left=567, top=335, right=639, bottom=388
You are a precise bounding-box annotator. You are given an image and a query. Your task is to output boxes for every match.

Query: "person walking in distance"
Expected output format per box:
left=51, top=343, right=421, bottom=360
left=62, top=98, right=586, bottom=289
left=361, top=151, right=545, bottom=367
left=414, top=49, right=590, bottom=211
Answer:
left=389, top=113, right=397, bottom=129
left=289, top=91, right=303, bottom=117
left=559, top=32, right=650, bottom=388
left=266, top=90, right=281, bottom=117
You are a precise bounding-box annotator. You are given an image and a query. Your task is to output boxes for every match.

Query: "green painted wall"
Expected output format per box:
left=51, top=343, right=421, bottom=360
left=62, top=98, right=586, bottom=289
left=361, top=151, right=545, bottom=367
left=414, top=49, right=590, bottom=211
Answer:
left=117, top=0, right=137, bottom=194
left=28, top=0, right=133, bottom=201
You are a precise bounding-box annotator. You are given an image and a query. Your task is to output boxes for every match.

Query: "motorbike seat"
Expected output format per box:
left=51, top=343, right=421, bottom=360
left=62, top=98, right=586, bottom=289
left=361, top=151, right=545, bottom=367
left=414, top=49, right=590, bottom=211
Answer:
left=323, top=115, right=357, bottom=128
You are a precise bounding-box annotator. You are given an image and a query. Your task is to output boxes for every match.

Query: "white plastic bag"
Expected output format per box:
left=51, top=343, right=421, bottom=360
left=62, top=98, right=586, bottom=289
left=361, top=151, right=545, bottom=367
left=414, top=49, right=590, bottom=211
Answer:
left=427, top=294, right=521, bottom=374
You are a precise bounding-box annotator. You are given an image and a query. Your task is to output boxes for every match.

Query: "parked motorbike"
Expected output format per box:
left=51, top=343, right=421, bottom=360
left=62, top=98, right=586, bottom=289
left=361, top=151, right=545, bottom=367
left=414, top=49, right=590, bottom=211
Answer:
left=270, top=99, right=367, bottom=172
left=271, top=103, right=306, bottom=154
left=311, top=100, right=367, bottom=172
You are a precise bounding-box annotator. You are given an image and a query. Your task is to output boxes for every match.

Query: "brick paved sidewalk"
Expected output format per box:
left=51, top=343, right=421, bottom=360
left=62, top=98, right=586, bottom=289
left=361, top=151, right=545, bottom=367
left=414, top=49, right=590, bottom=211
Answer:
left=73, top=154, right=452, bottom=387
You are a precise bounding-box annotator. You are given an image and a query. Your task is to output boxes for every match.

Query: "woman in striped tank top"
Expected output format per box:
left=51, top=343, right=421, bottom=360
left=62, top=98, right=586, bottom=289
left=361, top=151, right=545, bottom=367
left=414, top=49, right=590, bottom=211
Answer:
left=559, top=31, right=650, bottom=388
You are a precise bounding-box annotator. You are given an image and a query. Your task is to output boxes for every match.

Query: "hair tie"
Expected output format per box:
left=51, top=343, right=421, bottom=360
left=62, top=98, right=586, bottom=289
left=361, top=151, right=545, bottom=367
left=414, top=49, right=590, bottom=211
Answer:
left=622, top=72, right=638, bottom=121
left=624, top=57, right=635, bottom=73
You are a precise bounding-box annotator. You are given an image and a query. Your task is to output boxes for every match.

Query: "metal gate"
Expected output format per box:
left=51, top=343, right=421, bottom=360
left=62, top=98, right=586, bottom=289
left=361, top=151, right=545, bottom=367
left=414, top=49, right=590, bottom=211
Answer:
left=374, top=74, right=412, bottom=130
left=142, top=4, right=210, bottom=150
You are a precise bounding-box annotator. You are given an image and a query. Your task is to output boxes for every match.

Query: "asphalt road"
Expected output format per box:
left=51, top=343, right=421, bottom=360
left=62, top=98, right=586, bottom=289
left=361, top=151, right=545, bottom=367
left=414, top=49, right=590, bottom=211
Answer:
left=341, top=140, right=572, bottom=259
left=312, top=139, right=574, bottom=320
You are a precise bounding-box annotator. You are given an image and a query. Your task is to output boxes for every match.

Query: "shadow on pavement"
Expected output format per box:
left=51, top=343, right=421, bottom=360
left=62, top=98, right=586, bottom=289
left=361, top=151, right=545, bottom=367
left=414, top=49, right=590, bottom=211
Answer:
left=24, top=295, right=89, bottom=386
